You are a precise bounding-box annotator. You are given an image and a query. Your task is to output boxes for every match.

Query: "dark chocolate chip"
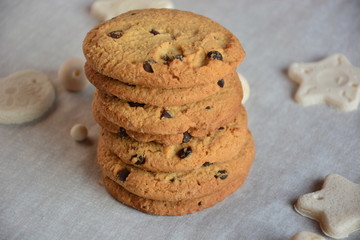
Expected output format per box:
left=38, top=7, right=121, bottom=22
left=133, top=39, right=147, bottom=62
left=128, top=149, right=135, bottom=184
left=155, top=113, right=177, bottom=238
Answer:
left=173, top=55, right=184, bottom=61
left=215, top=170, right=228, bottom=180
left=150, top=29, right=160, bottom=35
left=169, top=177, right=175, bottom=183
left=182, top=132, right=192, bottom=143
left=161, top=55, right=171, bottom=65
left=205, top=106, right=212, bottom=110
left=202, top=162, right=213, bottom=167
left=198, top=201, right=202, bottom=206
left=118, top=127, right=128, bottom=137
left=128, top=101, right=145, bottom=107
left=218, top=127, right=225, bottom=130
left=131, top=13, right=136, bottom=15
left=207, top=51, right=223, bottom=60
left=131, top=154, right=146, bottom=165
left=117, top=169, right=130, bottom=182
left=107, top=30, right=124, bottom=39
left=143, top=61, right=154, bottom=73
left=177, top=147, right=192, bottom=159
left=217, top=79, right=225, bottom=88
left=124, top=82, right=136, bottom=87
left=160, top=109, right=173, bottom=119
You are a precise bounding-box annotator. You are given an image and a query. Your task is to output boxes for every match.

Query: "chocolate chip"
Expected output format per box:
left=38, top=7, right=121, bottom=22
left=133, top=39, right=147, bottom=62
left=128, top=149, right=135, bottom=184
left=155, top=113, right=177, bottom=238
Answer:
left=182, top=132, right=192, bottom=143
left=117, top=168, right=130, bottom=182
left=161, top=55, right=171, bottom=65
left=107, top=30, right=124, bottom=39
left=205, top=106, right=212, bottom=110
left=124, top=82, right=136, bottom=87
left=217, top=79, right=225, bottom=88
left=143, top=61, right=154, bottom=73
left=150, top=29, right=160, bottom=35
left=215, top=170, right=228, bottom=180
left=160, top=109, right=173, bottom=119
left=131, top=13, right=136, bottom=15
left=169, top=177, right=175, bottom=183
left=218, top=127, right=225, bottom=130
left=207, top=51, right=223, bottom=60
left=128, top=101, right=145, bottom=107
left=173, top=55, right=184, bottom=61
left=131, top=154, right=146, bottom=165
left=118, top=127, right=128, bottom=137
left=177, top=147, right=192, bottom=159
left=202, top=162, right=213, bottom=167
left=198, top=201, right=202, bottom=206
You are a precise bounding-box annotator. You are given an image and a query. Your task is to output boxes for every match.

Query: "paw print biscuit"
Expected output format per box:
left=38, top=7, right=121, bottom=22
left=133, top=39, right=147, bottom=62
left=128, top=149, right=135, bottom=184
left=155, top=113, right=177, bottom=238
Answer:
left=0, top=70, right=55, bottom=124
left=288, top=54, right=360, bottom=111
left=294, top=174, right=360, bottom=239
left=98, top=133, right=255, bottom=201
left=83, top=9, right=245, bottom=88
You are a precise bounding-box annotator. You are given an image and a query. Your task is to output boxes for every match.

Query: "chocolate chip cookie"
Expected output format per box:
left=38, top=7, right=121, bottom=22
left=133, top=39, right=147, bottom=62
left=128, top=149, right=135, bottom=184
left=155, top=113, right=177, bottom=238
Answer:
left=83, top=9, right=245, bottom=89
left=98, top=132, right=255, bottom=201
left=93, top=70, right=243, bottom=136
left=85, top=61, right=225, bottom=107
left=99, top=108, right=248, bottom=172
left=102, top=173, right=247, bottom=216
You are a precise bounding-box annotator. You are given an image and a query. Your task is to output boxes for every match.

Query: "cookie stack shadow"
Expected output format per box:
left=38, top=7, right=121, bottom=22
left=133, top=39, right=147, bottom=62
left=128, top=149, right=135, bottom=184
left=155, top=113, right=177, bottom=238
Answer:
left=83, top=9, right=255, bottom=215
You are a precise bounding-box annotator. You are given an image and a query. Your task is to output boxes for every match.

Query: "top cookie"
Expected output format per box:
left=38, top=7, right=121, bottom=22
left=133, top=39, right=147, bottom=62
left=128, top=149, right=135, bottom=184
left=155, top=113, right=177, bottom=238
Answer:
left=83, top=8, right=245, bottom=88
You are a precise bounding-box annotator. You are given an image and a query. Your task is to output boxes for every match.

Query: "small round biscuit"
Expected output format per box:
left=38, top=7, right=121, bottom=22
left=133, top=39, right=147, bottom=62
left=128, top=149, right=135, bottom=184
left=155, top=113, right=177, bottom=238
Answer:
left=58, top=57, right=88, bottom=92
left=0, top=70, right=55, bottom=124
left=70, top=124, right=88, bottom=141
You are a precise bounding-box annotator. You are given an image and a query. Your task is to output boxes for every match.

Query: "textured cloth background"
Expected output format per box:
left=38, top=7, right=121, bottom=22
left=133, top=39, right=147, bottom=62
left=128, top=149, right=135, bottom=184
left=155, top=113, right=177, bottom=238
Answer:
left=0, top=0, right=359, bottom=239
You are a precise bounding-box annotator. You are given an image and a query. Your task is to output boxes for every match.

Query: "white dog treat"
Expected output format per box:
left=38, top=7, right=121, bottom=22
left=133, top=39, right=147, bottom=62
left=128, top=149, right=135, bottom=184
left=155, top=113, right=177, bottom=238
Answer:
left=58, top=57, right=87, bottom=92
left=0, top=70, right=55, bottom=124
left=294, top=174, right=360, bottom=239
left=237, top=72, right=250, bottom=104
left=70, top=124, right=88, bottom=141
left=90, top=0, right=174, bottom=22
left=290, top=231, right=325, bottom=240
left=288, top=54, right=360, bottom=111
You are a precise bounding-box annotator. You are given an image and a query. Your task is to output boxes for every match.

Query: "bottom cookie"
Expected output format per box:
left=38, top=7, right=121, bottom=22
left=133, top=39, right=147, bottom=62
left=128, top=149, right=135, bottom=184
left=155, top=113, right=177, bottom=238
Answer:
left=102, top=173, right=247, bottom=216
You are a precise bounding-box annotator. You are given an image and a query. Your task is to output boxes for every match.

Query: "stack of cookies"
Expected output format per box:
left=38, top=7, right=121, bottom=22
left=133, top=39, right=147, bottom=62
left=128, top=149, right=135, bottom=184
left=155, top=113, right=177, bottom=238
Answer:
left=83, top=8, right=255, bottom=215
